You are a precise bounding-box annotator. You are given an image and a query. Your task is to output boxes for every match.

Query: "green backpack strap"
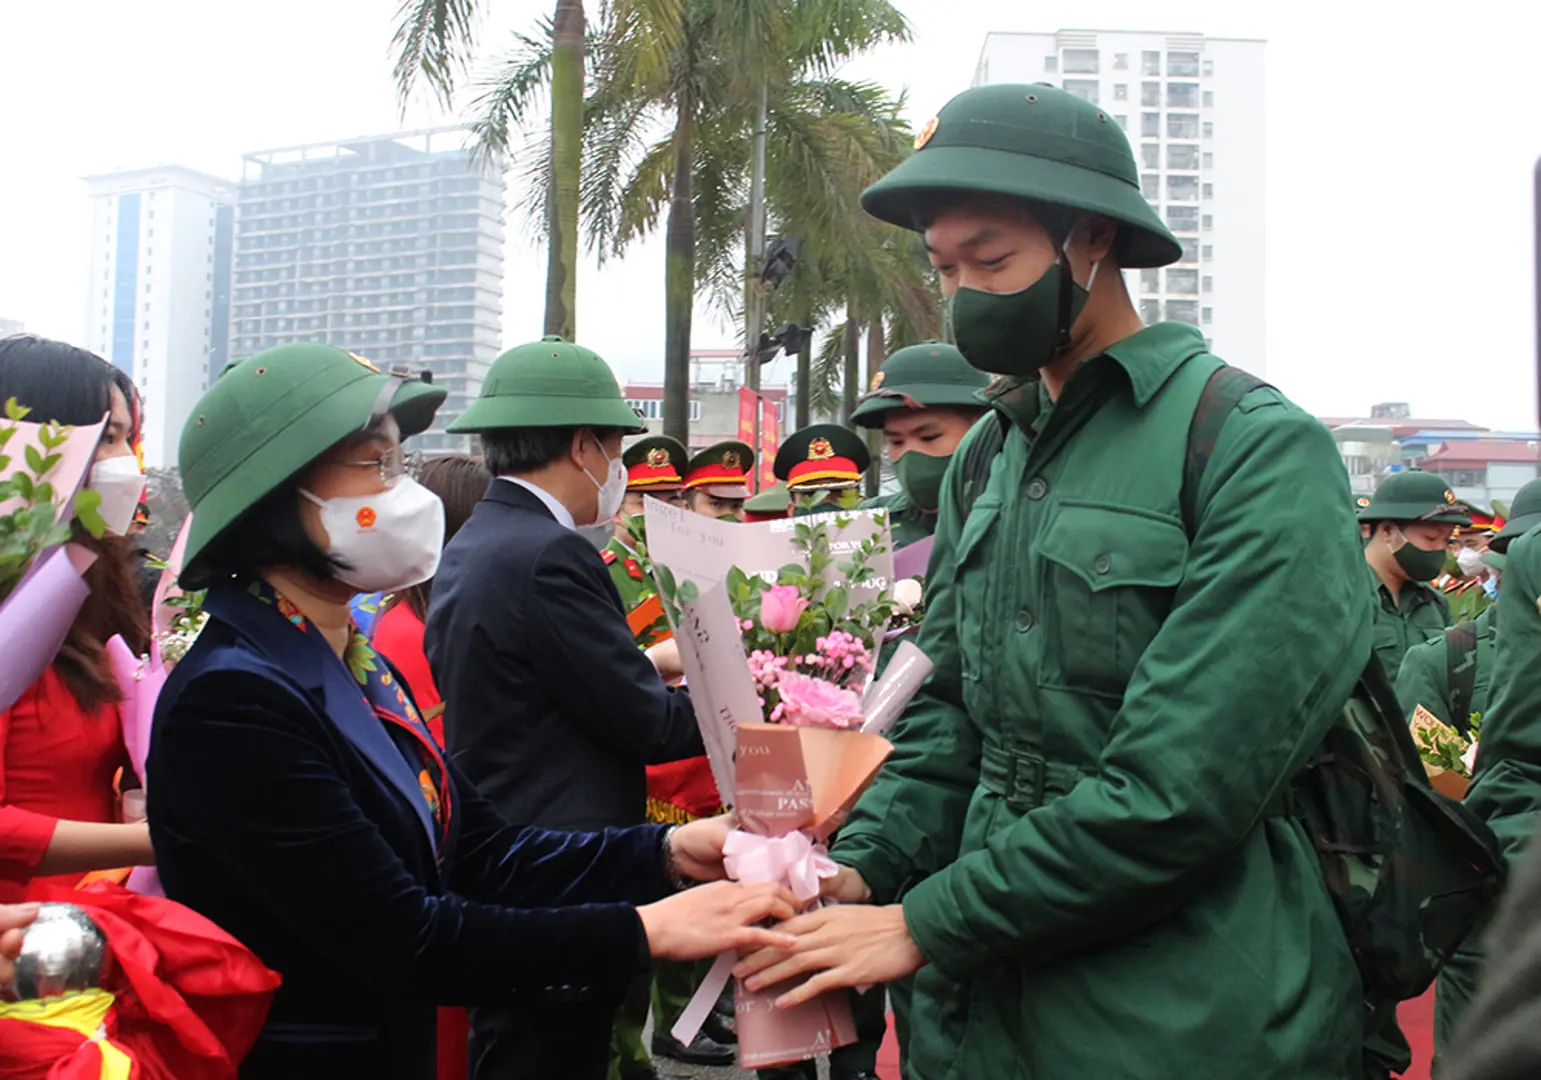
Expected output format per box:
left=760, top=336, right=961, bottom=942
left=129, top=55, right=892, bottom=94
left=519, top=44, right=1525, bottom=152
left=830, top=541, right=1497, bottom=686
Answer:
left=1445, top=621, right=1479, bottom=737
left=960, top=411, right=1010, bottom=517
left=1179, top=364, right=1269, bottom=537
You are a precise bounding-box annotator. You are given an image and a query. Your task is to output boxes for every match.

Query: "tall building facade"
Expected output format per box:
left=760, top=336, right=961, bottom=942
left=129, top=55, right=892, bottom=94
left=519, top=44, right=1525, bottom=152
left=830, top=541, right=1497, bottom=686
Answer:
left=82, top=167, right=235, bottom=467
left=974, top=30, right=1266, bottom=377
left=230, top=129, right=504, bottom=453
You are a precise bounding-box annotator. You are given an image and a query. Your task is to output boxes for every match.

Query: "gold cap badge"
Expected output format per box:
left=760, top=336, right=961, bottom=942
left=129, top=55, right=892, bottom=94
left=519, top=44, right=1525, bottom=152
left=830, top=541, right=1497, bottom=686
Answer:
left=1444, top=489, right=1456, bottom=504
left=722, top=450, right=742, bottom=470
left=808, top=437, right=834, bottom=461
left=914, top=117, right=939, bottom=150
left=349, top=352, right=381, bottom=373
left=646, top=447, right=669, bottom=467
left=870, top=370, right=886, bottom=391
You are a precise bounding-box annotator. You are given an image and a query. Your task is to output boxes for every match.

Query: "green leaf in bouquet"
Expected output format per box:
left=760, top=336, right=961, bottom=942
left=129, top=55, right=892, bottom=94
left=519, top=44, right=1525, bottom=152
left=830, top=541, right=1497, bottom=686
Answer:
left=824, top=586, right=849, bottom=621
left=677, top=579, right=700, bottom=605
left=24, top=443, right=45, bottom=476
left=34, top=453, right=61, bottom=479
left=725, top=565, right=750, bottom=598
left=73, top=488, right=108, bottom=539
left=4, top=397, right=30, bottom=422
left=32, top=481, right=54, bottom=505
left=10, top=471, right=33, bottom=502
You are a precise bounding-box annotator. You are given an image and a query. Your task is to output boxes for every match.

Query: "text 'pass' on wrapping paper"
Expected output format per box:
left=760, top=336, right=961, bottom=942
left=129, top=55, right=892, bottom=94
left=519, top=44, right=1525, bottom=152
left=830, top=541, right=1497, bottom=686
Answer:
left=671, top=583, right=762, bottom=806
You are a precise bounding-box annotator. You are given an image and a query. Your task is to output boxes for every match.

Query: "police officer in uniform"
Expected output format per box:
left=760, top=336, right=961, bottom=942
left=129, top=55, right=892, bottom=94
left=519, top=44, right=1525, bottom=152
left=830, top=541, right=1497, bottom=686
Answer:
left=1437, top=510, right=1500, bottom=624
left=850, top=342, right=989, bottom=550
left=734, top=82, right=1374, bottom=1080
left=603, top=435, right=688, bottom=613
left=774, top=424, right=871, bottom=516
left=682, top=442, right=755, bottom=521
left=1358, top=471, right=1473, bottom=685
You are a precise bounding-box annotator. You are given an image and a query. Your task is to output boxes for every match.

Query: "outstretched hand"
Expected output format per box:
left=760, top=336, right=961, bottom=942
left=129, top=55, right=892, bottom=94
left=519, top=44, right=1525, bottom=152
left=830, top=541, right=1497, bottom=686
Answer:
left=639, top=881, right=798, bottom=961
left=733, top=903, right=925, bottom=1009
left=669, top=814, right=738, bottom=882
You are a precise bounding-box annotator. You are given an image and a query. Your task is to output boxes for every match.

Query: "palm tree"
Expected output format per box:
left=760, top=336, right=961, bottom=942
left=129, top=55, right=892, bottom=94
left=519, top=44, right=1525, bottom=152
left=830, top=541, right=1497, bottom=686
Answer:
left=392, top=0, right=585, bottom=341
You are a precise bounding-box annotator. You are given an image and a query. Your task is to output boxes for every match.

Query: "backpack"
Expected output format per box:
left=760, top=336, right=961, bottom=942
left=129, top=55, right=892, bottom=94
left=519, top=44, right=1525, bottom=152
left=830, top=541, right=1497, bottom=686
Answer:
left=960, top=363, right=1504, bottom=1002
left=1445, top=621, right=1479, bottom=738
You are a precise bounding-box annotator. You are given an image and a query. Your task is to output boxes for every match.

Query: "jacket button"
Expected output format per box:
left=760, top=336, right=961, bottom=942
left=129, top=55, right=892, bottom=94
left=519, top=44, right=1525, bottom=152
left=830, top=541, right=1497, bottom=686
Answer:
left=1026, top=478, right=1048, bottom=500
left=1094, top=554, right=1112, bottom=574
left=1015, top=609, right=1035, bottom=632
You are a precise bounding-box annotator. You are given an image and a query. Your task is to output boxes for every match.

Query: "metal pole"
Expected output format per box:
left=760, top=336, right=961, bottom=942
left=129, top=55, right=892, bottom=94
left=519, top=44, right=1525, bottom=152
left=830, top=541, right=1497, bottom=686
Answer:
left=744, top=80, right=769, bottom=486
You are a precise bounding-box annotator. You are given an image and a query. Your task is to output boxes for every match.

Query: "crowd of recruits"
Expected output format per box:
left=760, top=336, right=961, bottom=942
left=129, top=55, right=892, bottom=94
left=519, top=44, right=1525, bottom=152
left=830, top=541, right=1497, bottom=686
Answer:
left=595, top=343, right=985, bottom=1080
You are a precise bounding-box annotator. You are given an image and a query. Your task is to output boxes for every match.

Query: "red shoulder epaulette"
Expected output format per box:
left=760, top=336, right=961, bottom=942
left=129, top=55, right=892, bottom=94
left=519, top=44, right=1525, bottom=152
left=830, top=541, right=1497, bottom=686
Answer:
left=601, top=549, right=617, bottom=565
left=624, top=558, right=644, bottom=580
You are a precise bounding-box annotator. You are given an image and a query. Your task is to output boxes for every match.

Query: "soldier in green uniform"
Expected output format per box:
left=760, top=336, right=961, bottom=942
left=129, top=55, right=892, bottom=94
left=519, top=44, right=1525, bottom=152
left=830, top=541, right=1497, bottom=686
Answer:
left=1434, top=478, right=1541, bottom=1060
left=850, top=342, right=989, bottom=551
left=1359, top=471, right=1473, bottom=684
left=1395, top=555, right=1502, bottom=736
left=774, top=423, right=870, bottom=516
left=735, top=82, right=1374, bottom=1080
left=602, top=435, right=688, bottom=613
left=682, top=441, right=754, bottom=521
left=743, top=481, right=792, bottom=522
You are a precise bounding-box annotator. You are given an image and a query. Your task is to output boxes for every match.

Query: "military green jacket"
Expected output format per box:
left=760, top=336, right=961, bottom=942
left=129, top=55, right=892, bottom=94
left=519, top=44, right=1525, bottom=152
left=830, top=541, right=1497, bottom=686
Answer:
left=834, top=324, right=1371, bottom=1079
left=1369, top=566, right=1450, bottom=685
left=1395, top=605, right=1496, bottom=736
left=861, top=490, right=935, bottom=551
left=601, top=537, right=651, bottom=613
left=1468, top=527, right=1541, bottom=866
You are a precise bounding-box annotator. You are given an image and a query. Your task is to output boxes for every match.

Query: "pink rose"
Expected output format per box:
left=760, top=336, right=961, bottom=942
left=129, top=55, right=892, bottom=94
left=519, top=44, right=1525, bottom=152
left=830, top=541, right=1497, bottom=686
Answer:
left=759, top=585, right=809, bottom=634
left=773, top=671, right=865, bottom=730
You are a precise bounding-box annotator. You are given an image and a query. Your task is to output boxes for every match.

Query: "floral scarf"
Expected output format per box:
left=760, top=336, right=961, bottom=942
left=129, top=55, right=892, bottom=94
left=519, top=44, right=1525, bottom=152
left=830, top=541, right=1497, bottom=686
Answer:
left=249, top=580, right=451, bottom=857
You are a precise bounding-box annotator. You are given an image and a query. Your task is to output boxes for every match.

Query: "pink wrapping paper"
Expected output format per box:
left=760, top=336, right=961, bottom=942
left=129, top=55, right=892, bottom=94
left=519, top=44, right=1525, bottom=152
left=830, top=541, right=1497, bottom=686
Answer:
left=0, top=543, right=97, bottom=712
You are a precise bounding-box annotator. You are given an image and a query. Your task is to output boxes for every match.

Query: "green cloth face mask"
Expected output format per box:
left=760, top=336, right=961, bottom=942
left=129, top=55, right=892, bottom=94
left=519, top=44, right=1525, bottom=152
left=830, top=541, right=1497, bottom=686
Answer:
left=893, top=450, right=952, bottom=513
left=948, top=242, right=1099, bottom=377
left=1389, top=529, right=1447, bottom=582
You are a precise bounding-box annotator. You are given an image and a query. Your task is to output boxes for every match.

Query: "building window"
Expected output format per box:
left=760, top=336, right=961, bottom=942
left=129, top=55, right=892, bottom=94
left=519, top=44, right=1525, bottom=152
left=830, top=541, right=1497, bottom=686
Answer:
left=626, top=398, right=701, bottom=422
left=1202, top=275, right=1214, bottom=293
left=1063, top=79, right=1099, bottom=103
left=1113, top=52, right=1129, bottom=70
left=1167, top=268, right=1199, bottom=294
left=1203, top=59, right=1215, bottom=76
left=1167, top=82, right=1200, bottom=109
left=1203, top=120, right=1215, bottom=138
left=1167, top=175, right=1200, bottom=202
left=1139, top=298, right=1160, bottom=324
left=1167, top=144, right=1200, bottom=169
left=1141, top=173, right=1160, bottom=196
left=1202, top=214, right=1214, bottom=230
left=1167, top=113, right=1200, bottom=138
left=1142, top=51, right=1161, bottom=75
left=1202, top=244, right=1214, bottom=259
left=1141, top=112, right=1160, bottom=137
left=1063, top=48, right=1099, bottom=73
left=1202, top=182, right=1214, bottom=199
left=1167, top=51, right=1200, bottom=77
left=1114, top=115, right=1128, bottom=131
left=1167, top=300, right=1200, bottom=324
left=1140, top=81, right=1160, bottom=106
left=1140, top=268, right=1160, bottom=294
left=1113, top=83, right=1128, bottom=101
left=1141, top=143, right=1160, bottom=168
left=1202, top=90, right=1214, bottom=107
left=1201, top=307, right=1213, bottom=324
left=1178, top=238, right=1200, bottom=263
left=1202, top=152, right=1215, bottom=168
left=1044, top=55, right=1059, bottom=72
left=1166, top=206, right=1200, bottom=232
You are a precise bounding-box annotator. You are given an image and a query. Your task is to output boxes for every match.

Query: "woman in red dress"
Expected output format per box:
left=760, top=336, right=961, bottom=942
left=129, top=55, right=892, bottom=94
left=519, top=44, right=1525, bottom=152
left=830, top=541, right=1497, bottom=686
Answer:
left=370, top=453, right=487, bottom=1080
left=0, top=336, right=156, bottom=902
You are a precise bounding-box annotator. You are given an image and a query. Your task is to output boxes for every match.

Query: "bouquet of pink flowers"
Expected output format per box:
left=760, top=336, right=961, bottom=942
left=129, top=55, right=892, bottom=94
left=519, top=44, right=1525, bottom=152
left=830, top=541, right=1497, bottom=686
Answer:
left=643, top=500, right=933, bottom=1068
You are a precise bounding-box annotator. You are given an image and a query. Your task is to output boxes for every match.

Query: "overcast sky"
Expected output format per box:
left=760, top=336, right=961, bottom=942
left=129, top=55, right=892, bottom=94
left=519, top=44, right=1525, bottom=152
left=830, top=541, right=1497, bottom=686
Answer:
left=2, top=1, right=1539, bottom=430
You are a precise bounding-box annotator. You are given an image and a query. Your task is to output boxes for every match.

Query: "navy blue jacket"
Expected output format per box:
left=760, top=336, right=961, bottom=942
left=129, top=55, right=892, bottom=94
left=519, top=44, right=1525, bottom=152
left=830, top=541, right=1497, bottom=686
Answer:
left=147, top=581, right=669, bottom=1080
left=425, top=480, right=702, bottom=829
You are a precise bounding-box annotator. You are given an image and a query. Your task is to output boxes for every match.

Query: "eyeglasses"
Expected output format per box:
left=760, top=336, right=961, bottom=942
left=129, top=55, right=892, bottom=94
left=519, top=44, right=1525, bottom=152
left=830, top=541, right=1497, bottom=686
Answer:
left=341, top=444, right=409, bottom=487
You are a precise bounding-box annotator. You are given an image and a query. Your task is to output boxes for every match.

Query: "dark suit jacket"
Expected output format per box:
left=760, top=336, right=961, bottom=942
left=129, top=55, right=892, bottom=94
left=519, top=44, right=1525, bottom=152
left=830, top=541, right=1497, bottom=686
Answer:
left=147, top=581, right=670, bottom=1080
left=425, top=479, right=702, bottom=829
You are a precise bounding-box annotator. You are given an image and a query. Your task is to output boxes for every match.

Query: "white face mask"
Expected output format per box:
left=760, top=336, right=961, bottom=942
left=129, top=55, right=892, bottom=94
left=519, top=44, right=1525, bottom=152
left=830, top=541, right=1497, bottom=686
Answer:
left=583, top=435, right=627, bottom=526
left=301, top=477, right=446, bottom=594
left=89, top=455, right=146, bottom=536
left=1456, top=546, right=1486, bottom=578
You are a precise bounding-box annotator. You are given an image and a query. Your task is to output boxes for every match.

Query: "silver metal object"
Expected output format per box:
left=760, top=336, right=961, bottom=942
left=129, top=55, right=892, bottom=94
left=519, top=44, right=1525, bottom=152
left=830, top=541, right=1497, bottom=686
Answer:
left=1, top=903, right=107, bottom=1001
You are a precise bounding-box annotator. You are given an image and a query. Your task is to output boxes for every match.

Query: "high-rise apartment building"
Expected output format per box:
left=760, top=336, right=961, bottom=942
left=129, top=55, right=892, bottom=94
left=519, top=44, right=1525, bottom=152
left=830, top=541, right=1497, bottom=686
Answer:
left=82, top=166, right=235, bottom=467
left=230, top=129, right=505, bottom=453
left=974, top=30, right=1266, bottom=377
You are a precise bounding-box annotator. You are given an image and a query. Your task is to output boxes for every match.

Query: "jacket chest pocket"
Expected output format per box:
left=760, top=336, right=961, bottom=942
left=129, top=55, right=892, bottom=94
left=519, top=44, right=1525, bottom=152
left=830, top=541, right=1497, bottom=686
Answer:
left=953, top=496, right=1003, bottom=683
left=1036, top=503, right=1187, bottom=696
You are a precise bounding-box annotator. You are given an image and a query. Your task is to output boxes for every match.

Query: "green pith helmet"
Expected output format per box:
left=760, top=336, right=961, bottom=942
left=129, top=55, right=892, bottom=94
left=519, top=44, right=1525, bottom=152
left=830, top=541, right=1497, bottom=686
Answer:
left=774, top=423, right=871, bottom=492
left=1357, top=471, right=1473, bottom=526
left=448, top=336, right=646, bottom=434
left=178, top=344, right=446, bottom=583
left=862, top=83, right=1182, bottom=268
left=1491, top=477, right=1541, bottom=553
left=622, top=434, right=688, bottom=491
left=850, top=341, right=991, bottom=428
left=743, top=481, right=791, bottom=515
left=1481, top=550, right=1507, bottom=572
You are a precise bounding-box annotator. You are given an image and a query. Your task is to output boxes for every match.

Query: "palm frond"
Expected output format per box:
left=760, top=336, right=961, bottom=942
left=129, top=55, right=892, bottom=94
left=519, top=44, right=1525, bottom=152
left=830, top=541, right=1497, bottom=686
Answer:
left=464, top=22, right=554, bottom=165
left=809, top=321, right=847, bottom=418
left=391, top=0, right=481, bottom=109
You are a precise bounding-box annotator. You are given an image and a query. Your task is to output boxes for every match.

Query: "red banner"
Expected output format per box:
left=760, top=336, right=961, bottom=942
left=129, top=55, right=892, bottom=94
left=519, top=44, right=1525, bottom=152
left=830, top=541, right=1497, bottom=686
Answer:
left=759, top=396, right=779, bottom=493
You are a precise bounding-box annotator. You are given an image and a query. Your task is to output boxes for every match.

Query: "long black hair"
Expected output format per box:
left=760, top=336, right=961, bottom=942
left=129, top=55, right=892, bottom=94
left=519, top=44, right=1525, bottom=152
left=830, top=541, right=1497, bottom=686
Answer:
left=0, top=334, right=149, bottom=709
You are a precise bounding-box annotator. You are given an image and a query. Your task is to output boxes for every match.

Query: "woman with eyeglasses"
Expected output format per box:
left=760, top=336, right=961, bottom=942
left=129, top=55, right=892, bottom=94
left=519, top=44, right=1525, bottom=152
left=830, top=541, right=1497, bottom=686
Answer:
left=145, top=344, right=795, bottom=1080
left=0, top=335, right=156, bottom=899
